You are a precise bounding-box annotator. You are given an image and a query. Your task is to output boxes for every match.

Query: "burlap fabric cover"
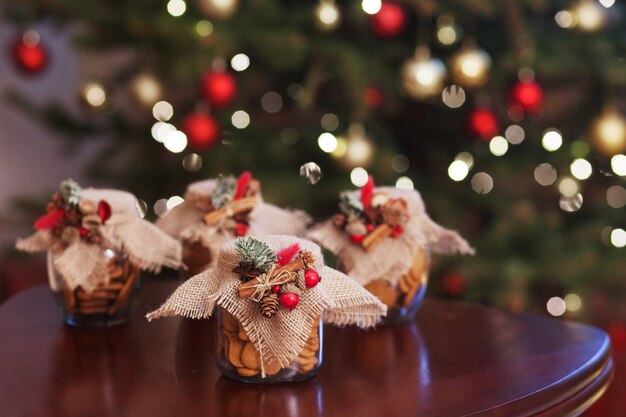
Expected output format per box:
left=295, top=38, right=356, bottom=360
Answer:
left=16, top=188, right=182, bottom=292
left=308, top=186, right=474, bottom=287
left=156, top=179, right=310, bottom=267
left=147, top=235, right=386, bottom=375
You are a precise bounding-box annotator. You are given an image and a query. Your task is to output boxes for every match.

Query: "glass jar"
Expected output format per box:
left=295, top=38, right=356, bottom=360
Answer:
left=215, top=307, right=323, bottom=383
left=182, top=239, right=213, bottom=278
left=48, top=248, right=141, bottom=328
left=362, top=246, right=430, bottom=325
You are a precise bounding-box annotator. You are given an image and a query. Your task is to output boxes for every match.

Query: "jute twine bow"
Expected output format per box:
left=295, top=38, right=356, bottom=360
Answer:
left=248, top=265, right=293, bottom=302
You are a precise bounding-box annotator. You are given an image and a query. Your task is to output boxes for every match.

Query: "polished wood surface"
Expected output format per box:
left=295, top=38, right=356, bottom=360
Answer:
left=0, top=280, right=612, bottom=417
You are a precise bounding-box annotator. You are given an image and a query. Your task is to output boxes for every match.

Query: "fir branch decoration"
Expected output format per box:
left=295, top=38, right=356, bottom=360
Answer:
left=235, top=237, right=278, bottom=272
left=59, top=179, right=82, bottom=207
left=338, top=191, right=364, bottom=217
left=211, top=175, right=237, bottom=209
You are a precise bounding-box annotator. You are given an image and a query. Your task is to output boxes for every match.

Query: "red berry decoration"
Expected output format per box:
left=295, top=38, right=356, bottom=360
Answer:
left=34, top=209, right=65, bottom=230
left=350, top=234, right=365, bottom=244
left=200, top=71, right=237, bottom=109
left=97, top=200, right=112, bottom=224
left=271, top=285, right=281, bottom=294
left=365, top=224, right=374, bottom=232
left=364, top=87, right=383, bottom=108
left=279, top=293, right=299, bottom=310
left=181, top=112, right=220, bottom=151
left=511, top=80, right=543, bottom=110
left=441, top=272, right=468, bottom=296
left=370, top=2, right=406, bottom=38
left=467, top=108, right=499, bottom=140
left=304, top=269, right=321, bottom=288
left=235, top=223, right=249, bottom=237
left=390, top=224, right=404, bottom=238
left=11, top=32, right=48, bottom=75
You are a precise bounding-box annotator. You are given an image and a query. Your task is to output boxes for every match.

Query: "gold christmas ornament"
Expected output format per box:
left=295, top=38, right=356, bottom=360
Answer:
left=342, top=124, right=374, bottom=167
left=401, top=47, right=446, bottom=100
left=314, top=0, right=340, bottom=31
left=590, top=107, right=626, bottom=157
left=197, top=0, right=239, bottom=20
left=130, top=73, right=162, bottom=107
left=449, top=44, right=491, bottom=89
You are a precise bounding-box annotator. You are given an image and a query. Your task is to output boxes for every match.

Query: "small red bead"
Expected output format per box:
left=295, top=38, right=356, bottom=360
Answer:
left=271, top=285, right=281, bottom=294
left=350, top=234, right=365, bottom=243
left=304, top=269, right=321, bottom=288
left=279, top=293, right=299, bottom=310
left=235, top=223, right=249, bottom=236
left=79, top=227, right=88, bottom=236
left=365, top=224, right=374, bottom=232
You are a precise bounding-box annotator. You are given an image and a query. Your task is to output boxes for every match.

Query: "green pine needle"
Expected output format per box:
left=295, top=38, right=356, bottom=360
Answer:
left=338, top=191, right=363, bottom=217
left=59, top=179, right=82, bottom=207
left=235, top=237, right=278, bottom=272
left=211, top=174, right=236, bottom=209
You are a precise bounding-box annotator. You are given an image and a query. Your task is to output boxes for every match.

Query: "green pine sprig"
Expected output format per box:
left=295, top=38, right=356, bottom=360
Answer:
left=59, top=179, right=82, bottom=207
left=211, top=174, right=236, bottom=209
left=338, top=191, right=364, bottom=217
left=235, top=237, right=278, bottom=273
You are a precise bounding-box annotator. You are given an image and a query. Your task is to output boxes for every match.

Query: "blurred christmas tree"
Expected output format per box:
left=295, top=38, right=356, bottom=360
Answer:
left=3, top=0, right=626, bottom=320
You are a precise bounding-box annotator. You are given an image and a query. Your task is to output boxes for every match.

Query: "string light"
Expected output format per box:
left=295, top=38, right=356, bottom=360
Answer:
left=575, top=1, right=605, bottom=31
left=131, top=74, right=161, bottom=106
left=547, top=297, right=566, bottom=316
left=163, top=130, right=188, bottom=153
left=287, top=84, right=304, bottom=100
left=182, top=153, right=203, bottom=172
left=559, top=193, right=583, bottom=212
left=534, top=163, right=558, bottom=186
left=231, top=110, right=250, bottom=129
left=395, top=176, right=414, bottom=189
left=195, top=20, right=213, bottom=37
left=82, top=83, right=106, bottom=108
left=402, top=48, right=446, bottom=99
left=471, top=172, right=493, bottom=194
left=542, top=129, right=563, bottom=151
left=436, top=16, right=461, bottom=46
left=361, top=0, right=381, bottom=15
left=611, top=154, right=626, bottom=176
left=442, top=85, right=466, bottom=108
left=166, top=195, right=184, bottom=210
left=554, top=11, right=575, bottom=28
left=489, top=136, right=508, bottom=156
left=315, top=0, right=340, bottom=31
left=331, top=136, right=347, bottom=158
left=570, top=158, right=592, bottom=180
left=455, top=152, right=474, bottom=169
left=558, top=177, right=579, bottom=197
left=564, top=293, right=583, bottom=312
left=230, top=53, right=250, bottom=71
left=261, top=91, right=283, bottom=113
left=151, top=122, right=175, bottom=143
left=599, top=0, right=615, bottom=8
left=152, top=101, right=174, bottom=121
left=391, top=154, right=409, bottom=173
left=318, top=132, right=338, bottom=153
left=153, top=199, right=168, bottom=217
left=320, top=113, right=339, bottom=131
left=350, top=167, right=369, bottom=187
left=167, top=0, right=187, bottom=16
left=505, top=125, right=525, bottom=144
left=344, top=124, right=373, bottom=166
left=607, top=185, right=626, bottom=208
left=610, top=228, right=626, bottom=248
left=448, top=160, right=469, bottom=181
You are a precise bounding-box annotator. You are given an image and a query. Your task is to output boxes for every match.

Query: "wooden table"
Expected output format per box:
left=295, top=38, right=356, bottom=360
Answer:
left=0, top=280, right=612, bottom=417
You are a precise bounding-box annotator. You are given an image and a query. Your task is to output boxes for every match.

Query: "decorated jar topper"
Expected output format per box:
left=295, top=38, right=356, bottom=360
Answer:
left=147, top=235, right=386, bottom=382
left=308, top=176, right=474, bottom=324
left=16, top=179, right=182, bottom=327
left=157, top=171, right=310, bottom=276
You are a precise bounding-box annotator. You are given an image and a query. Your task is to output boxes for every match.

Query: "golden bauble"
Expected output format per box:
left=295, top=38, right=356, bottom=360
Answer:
left=130, top=73, right=162, bottom=107
left=197, top=0, right=239, bottom=20
left=449, top=46, right=491, bottom=89
left=590, top=107, right=626, bottom=157
left=314, top=0, right=340, bottom=31
left=401, top=47, right=446, bottom=100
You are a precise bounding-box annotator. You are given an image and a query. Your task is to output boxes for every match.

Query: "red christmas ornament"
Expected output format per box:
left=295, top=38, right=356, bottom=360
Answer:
left=390, top=224, right=404, bottom=238
left=11, top=34, right=48, bottom=75
left=350, top=234, right=365, bottom=244
left=235, top=223, right=249, bottom=237
left=271, top=285, right=281, bottom=294
left=467, top=108, right=499, bottom=139
left=364, top=87, right=383, bottom=108
left=304, top=269, right=321, bottom=288
left=279, top=293, right=299, bottom=310
left=511, top=80, right=543, bottom=110
left=370, top=2, right=406, bottom=38
left=181, top=112, right=220, bottom=151
left=441, top=272, right=467, bottom=296
left=200, top=71, right=237, bottom=108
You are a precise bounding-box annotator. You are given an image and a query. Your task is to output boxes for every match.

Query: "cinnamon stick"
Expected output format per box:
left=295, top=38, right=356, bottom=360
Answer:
left=108, top=264, right=140, bottom=315
left=362, top=224, right=392, bottom=252
left=237, top=258, right=304, bottom=299
left=203, top=196, right=257, bottom=226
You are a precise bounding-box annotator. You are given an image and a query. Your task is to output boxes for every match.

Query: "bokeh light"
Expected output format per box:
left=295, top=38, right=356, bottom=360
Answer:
left=448, top=160, right=469, bottom=181
left=350, top=167, right=369, bottom=186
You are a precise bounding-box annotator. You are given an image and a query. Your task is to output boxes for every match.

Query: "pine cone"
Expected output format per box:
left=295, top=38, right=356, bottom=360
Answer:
left=380, top=198, right=409, bottom=226
left=299, top=250, right=316, bottom=269
left=281, top=282, right=302, bottom=296
left=294, top=270, right=306, bottom=290
left=260, top=292, right=279, bottom=318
